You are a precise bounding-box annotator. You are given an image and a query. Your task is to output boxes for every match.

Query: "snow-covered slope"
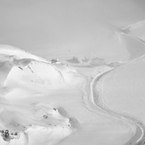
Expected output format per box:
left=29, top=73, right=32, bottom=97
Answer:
left=0, top=46, right=137, bottom=145
left=0, top=46, right=82, bottom=145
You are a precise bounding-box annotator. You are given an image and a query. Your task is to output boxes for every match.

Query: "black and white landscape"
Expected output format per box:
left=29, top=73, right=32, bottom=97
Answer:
left=0, top=1, right=145, bottom=145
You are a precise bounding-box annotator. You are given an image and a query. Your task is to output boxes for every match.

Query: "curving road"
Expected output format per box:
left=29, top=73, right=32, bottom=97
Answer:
left=90, top=67, right=145, bottom=145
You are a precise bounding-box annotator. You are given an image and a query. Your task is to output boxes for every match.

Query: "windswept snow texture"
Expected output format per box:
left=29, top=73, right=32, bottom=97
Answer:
left=0, top=46, right=138, bottom=145
left=0, top=46, right=80, bottom=145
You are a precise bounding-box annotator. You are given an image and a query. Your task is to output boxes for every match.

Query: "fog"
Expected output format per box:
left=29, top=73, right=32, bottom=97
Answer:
left=0, top=0, right=145, bottom=61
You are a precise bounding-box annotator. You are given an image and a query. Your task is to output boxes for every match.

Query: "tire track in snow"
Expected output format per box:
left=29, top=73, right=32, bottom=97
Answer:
left=90, top=67, right=145, bottom=145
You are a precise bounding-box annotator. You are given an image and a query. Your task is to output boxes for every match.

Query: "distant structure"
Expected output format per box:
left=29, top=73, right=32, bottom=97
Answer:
left=51, top=59, right=60, bottom=64
left=82, top=57, right=89, bottom=63
left=90, top=57, right=105, bottom=66
left=67, top=57, right=80, bottom=64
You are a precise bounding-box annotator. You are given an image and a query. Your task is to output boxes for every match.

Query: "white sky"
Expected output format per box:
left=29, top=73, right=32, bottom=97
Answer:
left=0, top=0, right=145, bottom=61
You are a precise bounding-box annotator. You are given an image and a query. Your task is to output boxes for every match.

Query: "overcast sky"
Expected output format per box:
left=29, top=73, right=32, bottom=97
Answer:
left=0, top=0, right=145, bottom=61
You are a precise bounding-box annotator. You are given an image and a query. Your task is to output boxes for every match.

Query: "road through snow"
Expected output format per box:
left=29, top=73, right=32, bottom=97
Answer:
left=90, top=67, right=145, bottom=145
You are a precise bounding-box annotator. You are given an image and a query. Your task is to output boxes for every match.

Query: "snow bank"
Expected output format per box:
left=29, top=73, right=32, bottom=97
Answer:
left=0, top=46, right=80, bottom=145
